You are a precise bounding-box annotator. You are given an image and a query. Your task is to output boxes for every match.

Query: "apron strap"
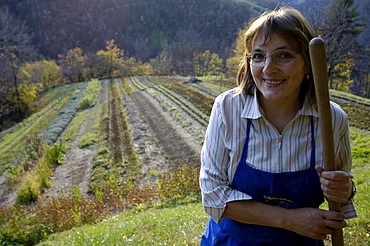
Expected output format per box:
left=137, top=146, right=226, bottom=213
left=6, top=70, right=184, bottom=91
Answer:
left=310, top=116, right=316, bottom=169
left=239, top=119, right=252, bottom=165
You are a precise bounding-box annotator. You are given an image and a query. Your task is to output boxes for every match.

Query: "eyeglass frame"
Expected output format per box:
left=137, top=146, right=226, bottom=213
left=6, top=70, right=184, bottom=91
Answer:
left=246, top=49, right=302, bottom=67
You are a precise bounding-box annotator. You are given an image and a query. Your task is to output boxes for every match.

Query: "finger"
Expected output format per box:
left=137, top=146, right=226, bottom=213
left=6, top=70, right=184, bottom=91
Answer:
left=322, top=191, right=349, bottom=203
left=320, top=171, right=350, bottom=182
left=321, top=210, right=345, bottom=221
left=324, top=218, right=347, bottom=229
left=315, top=165, right=325, bottom=174
left=319, top=177, right=345, bottom=189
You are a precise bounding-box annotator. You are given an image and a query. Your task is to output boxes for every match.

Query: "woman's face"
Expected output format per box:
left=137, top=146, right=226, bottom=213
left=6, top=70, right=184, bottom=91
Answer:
left=250, top=33, right=309, bottom=106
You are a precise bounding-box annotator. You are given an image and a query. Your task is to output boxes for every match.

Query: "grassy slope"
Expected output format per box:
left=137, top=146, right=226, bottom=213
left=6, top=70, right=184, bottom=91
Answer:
left=35, top=77, right=370, bottom=245
left=38, top=203, right=208, bottom=246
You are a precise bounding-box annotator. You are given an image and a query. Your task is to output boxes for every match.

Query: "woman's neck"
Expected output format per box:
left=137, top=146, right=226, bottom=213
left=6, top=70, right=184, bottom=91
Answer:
left=258, top=94, right=303, bottom=133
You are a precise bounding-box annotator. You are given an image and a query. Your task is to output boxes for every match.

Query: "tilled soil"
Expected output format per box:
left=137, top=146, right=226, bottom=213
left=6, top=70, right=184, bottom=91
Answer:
left=42, top=78, right=206, bottom=199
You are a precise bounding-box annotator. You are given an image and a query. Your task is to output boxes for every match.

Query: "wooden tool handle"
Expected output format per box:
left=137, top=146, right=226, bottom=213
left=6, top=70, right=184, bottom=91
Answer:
left=309, top=37, right=344, bottom=246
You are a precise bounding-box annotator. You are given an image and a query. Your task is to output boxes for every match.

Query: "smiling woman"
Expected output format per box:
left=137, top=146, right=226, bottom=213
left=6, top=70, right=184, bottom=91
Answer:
left=249, top=33, right=310, bottom=133
left=199, top=6, right=356, bottom=246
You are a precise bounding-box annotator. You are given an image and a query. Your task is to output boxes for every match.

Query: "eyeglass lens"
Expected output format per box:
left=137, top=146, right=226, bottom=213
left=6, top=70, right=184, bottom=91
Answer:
left=248, top=50, right=298, bottom=67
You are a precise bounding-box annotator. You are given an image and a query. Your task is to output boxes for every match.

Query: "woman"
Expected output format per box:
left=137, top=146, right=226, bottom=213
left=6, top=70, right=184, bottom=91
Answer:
left=200, top=7, right=356, bottom=246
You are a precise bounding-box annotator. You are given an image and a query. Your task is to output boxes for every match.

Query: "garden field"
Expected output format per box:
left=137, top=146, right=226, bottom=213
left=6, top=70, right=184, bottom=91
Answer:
left=0, top=76, right=369, bottom=245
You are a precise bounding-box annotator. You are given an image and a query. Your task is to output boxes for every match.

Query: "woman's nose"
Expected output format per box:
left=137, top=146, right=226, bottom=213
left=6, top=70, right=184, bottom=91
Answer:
left=262, top=56, right=278, bottom=73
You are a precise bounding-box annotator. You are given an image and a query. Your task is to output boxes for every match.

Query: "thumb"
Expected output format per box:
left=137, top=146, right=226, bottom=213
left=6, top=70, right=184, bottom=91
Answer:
left=315, top=165, right=325, bottom=175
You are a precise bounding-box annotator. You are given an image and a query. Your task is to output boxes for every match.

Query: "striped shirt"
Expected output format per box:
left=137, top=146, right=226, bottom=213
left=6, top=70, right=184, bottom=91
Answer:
left=200, top=88, right=353, bottom=223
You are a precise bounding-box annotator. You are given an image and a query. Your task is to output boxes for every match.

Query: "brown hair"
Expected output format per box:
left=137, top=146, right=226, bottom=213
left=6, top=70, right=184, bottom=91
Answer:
left=236, top=7, right=316, bottom=105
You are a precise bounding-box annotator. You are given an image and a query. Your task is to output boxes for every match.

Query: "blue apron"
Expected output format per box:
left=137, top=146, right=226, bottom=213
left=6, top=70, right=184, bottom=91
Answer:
left=201, top=118, right=324, bottom=246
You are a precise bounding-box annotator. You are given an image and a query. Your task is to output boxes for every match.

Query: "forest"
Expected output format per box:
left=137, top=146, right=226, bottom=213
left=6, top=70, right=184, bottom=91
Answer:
left=0, top=0, right=368, bottom=130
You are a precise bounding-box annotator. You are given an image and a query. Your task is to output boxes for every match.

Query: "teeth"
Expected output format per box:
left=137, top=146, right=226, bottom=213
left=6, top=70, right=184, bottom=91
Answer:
left=264, top=80, right=284, bottom=85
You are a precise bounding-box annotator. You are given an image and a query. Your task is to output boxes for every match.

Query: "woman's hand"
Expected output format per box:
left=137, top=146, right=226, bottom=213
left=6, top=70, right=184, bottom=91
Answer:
left=315, top=165, right=353, bottom=203
left=283, top=207, right=346, bottom=240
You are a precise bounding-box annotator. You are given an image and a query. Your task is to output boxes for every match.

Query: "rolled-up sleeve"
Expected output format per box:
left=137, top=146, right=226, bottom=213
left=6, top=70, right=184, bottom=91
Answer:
left=331, top=102, right=353, bottom=176
left=200, top=93, right=252, bottom=223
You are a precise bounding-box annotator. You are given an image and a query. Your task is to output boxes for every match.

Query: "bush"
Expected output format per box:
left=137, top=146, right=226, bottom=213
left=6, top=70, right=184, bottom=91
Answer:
left=5, top=163, right=24, bottom=184
left=1, top=190, right=111, bottom=245
left=44, top=143, right=65, bottom=167
left=16, top=172, right=42, bottom=204
left=16, top=143, right=65, bottom=205
left=158, top=164, right=201, bottom=206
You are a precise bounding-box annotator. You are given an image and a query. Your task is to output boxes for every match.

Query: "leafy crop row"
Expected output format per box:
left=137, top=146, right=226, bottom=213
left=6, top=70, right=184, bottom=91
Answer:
left=0, top=162, right=201, bottom=245
left=129, top=77, right=148, bottom=91
left=39, top=83, right=88, bottom=145
left=146, top=87, right=204, bottom=142
left=78, top=79, right=102, bottom=110
left=156, top=85, right=209, bottom=126
left=89, top=80, right=141, bottom=197
left=16, top=143, right=65, bottom=204
left=162, top=81, right=214, bottom=117
left=120, top=77, right=136, bottom=94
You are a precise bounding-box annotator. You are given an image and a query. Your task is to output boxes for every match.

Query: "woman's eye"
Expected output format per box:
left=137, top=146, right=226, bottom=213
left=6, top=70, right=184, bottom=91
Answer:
left=278, top=52, right=293, bottom=60
left=252, top=53, right=265, bottom=60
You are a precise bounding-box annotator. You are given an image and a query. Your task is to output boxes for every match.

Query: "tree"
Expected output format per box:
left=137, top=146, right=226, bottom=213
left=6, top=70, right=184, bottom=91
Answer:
left=298, top=0, right=331, bottom=35
left=351, top=0, right=370, bottom=98
left=149, top=50, right=173, bottom=76
left=130, top=60, right=154, bottom=76
left=20, top=60, right=62, bottom=89
left=333, top=55, right=355, bottom=91
left=167, top=30, right=203, bottom=75
left=319, top=0, right=364, bottom=89
left=0, top=7, right=38, bottom=122
left=96, top=39, right=124, bottom=77
left=61, top=47, right=88, bottom=82
left=6, top=81, right=42, bottom=114
left=193, top=50, right=223, bottom=76
left=226, top=27, right=248, bottom=77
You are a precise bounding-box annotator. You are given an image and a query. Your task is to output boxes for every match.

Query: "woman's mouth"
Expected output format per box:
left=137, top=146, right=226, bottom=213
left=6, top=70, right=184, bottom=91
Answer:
left=263, top=79, right=285, bottom=86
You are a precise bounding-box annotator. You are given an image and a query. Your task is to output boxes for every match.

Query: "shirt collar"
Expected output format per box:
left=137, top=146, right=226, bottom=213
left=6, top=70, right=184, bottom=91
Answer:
left=241, top=89, right=319, bottom=119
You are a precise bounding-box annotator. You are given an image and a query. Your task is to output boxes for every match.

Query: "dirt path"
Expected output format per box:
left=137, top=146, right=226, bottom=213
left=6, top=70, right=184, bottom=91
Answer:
left=42, top=81, right=110, bottom=198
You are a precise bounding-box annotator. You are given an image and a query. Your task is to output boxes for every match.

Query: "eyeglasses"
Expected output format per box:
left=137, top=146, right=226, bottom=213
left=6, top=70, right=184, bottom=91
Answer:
left=247, top=49, right=302, bottom=67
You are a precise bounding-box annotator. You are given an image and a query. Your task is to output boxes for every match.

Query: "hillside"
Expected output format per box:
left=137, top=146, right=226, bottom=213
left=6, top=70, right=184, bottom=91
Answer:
left=1, top=0, right=277, bottom=61
left=0, top=77, right=369, bottom=245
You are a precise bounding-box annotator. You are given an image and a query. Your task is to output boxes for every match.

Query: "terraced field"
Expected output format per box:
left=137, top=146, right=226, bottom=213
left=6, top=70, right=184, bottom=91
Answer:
left=0, top=77, right=212, bottom=204
left=0, top=76, right=369, bottom=245
left=1, top=76, right=369, bottom=205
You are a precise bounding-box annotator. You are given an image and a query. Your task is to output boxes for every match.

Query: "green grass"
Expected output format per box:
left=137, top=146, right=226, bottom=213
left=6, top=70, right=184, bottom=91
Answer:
left=344, top=165, right=370, bottom=245
left=61, top=110, right=89, bottom=150
left=38, top=203, right=208, bottom=246
left=341, top=127, right=370, bottom=245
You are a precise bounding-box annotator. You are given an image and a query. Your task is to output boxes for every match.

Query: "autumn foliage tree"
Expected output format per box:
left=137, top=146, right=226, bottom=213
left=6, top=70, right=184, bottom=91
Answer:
left=61, top=47, right=88, bottom=82
left=96, top=39, right=125, bottom=77
left=20, top=60, right=62, bottom=89
left=193, top=50, right=223, bottom=76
